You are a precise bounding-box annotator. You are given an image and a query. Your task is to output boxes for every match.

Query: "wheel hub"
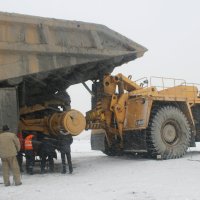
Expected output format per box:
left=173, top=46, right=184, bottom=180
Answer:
left=162, top=124, right=177, bottom=143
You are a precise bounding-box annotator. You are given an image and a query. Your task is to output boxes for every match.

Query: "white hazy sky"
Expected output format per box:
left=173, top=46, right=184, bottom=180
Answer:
left=1, top=0, right=200, bottom=114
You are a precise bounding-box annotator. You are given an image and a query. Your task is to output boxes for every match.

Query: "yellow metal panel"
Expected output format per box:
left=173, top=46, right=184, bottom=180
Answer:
left=158, top=85, right=198, bottom=100
left=124, top=97, right=152, bottom=130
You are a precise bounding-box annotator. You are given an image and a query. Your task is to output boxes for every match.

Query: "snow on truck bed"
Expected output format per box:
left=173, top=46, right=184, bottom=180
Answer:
left=0, top=135, right=200, bottom=200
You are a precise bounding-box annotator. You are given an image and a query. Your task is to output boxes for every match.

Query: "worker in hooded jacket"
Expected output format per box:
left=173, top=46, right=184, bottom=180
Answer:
left=57, top=133, right=73, bottom=174
left=0, top=125, right=22, bottom=186
left=38, top=137, right=57, bottom=174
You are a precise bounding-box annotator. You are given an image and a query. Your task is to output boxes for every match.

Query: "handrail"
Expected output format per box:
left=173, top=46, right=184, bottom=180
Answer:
left=130, top=75, right=200, bottom=99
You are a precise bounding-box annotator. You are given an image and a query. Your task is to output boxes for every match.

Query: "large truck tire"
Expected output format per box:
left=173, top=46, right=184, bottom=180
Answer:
left=147, top=106, right=191, bottom=159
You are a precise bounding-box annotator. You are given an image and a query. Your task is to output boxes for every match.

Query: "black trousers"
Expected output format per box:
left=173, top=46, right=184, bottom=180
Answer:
left=17, top=151, right=24, bottom=171
left=25, top=150, right=35, bottom=172
left=61, top=152, right=73, bottom=173
left=41, top=155, right=54, bottom=172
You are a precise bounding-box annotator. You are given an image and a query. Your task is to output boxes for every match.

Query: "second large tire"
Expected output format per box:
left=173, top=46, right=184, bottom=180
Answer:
left=147, top=106, right=191, bottom=159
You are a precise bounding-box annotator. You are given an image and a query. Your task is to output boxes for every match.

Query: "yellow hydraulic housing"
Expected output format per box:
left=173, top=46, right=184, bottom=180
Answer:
left=86, top=73, right=139, bottom=138
left=20, top=109, right=86, bottom=137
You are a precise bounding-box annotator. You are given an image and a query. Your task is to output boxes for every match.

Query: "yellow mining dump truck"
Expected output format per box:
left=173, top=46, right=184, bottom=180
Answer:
left=86, top=73, right=200, bottom=159
left=0, top=12, right=146, bottom=141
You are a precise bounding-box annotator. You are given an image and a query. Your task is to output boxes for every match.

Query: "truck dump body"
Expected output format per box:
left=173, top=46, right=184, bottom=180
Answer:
left=0, top=12, right=147, bottom=141
left=0, top=12, right=147, bottom=106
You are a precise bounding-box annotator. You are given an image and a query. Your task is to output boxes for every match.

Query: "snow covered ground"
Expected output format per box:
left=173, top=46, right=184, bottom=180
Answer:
left=1, top=133, right=200, bottom=200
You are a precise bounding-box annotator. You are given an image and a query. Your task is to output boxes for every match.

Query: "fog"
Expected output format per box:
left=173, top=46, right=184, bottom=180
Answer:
left=1, top=0, right=200, bottom=124
left=1, top=1, right=200, bottom=199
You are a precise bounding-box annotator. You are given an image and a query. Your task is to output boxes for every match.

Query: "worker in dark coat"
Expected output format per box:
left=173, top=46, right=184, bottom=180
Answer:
left=0, top=125, right=22, bottom=186
left=38, top=137, right=57, bottom=174
left=57, top=133, right=73, bottom=174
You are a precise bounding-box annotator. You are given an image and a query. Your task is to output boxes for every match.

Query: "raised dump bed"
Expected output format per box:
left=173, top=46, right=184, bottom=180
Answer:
left=0, top=12, right=147, bottom=89
left=0, top=12, right=147, bottom=133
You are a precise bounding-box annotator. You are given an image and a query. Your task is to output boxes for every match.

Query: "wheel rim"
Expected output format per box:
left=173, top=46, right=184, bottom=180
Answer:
left=161, top=120, right=180, bottom=145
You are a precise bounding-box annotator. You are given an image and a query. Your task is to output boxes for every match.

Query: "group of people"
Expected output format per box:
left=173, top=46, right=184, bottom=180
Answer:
left=19, top=132, right=73, bottom=175
left=0, top=125, right=73, bottom=187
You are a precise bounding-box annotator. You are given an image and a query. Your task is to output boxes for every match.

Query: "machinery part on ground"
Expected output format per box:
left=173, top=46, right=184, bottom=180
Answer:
left=146, top=106, right=191, bottom=159
left=20, top=109, right=86, bottom=137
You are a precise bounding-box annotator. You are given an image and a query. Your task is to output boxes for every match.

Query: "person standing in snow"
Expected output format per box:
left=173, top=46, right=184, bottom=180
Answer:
left=17, top=132, right=25, bottom=173
left=0, top=125, right=22, bottom=186
left=24, top=134, right=36, bottom=175
left=57, top=133, right=73, bottom=174
left=38, top=137, right=57, bottom=174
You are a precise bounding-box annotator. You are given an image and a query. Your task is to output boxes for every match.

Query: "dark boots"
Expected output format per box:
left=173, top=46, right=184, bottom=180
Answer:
left=40, top=167, right=45, bottom=174
left=40, top=156, right=46, bottom=174
left=61, top=153, right=73, bottom=174
left=49, top=156, right=54, bottom=173
left=28, top=167, right=34, bottom=175
left=69, top=165, right=73, bottom=174
left=61, top=165, right=66, bottom=174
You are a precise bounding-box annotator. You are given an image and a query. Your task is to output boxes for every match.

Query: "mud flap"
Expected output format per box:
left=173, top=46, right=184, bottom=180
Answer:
left=90, top=129, right=106, bottom=151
